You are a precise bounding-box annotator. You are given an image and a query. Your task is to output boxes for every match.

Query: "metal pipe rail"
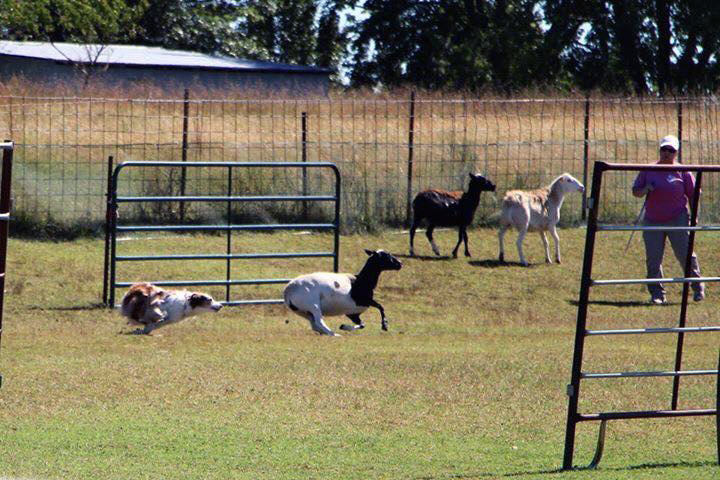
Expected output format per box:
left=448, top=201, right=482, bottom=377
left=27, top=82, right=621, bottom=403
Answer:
left=117, top=252, right=334, bottom=261
left=578, top=408, right=717, bottom=422
left=115, top=279, right=290, bottom=288
left=591, top=276, right=720, bottom=286
left=598, top=225, right=720, bottom=232
left=582, top=369, right=718, bottom=379
left=106, top=161, right=341, bottom=307
left=587, top=326, right=720, bottom=335
left=116, top=195, right=337, bottom=203
left=563, top=161, right=720, bottom=470
left=116, top=223, right=335, bottom=232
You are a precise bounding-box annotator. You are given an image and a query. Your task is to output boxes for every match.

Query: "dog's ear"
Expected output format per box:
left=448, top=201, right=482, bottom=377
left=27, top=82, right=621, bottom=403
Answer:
left=364, top=249, right=375, bottom=256
left=189, top=293, right=208, bottom=308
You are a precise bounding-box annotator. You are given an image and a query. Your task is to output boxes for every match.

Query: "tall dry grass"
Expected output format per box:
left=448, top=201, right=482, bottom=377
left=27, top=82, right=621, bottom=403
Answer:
left=2, top=77, right=720, bottom=235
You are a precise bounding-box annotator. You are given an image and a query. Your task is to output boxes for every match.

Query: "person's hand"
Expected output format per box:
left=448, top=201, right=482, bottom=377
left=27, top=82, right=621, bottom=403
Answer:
left=645, top=183, right=655, bottom=194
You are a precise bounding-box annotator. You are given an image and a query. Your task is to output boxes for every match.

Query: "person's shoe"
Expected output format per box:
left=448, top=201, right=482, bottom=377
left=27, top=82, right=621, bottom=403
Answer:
left=649, top=296, right=666, bottom=305
left=693, top=291, right=705, bottom=302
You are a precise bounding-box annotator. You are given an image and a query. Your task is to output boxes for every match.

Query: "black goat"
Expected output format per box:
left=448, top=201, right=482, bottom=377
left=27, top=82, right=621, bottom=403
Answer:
left=409, top=173, right=496, bottom=258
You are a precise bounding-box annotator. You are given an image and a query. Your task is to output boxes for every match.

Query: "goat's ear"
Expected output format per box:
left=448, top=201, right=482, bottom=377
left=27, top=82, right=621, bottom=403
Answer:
left=364, top=249, right=375, bottom=256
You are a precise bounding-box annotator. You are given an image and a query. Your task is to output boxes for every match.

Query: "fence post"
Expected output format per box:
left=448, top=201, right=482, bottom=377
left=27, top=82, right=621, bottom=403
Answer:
left=226, top=165, right=233, bottom=303
left=677, top=99, right=683, bottom=163
left=406, top=91, right=416, bottom=227
left=0, top=141, right=13, bottom=389
left=102, top=155, right=114, bottom=306
left=7, top=97, right=12, bottom=137
left=582, top=96, right=591, bottom=220
left=302, top=111, right=308, bottom=221
left=180, top=88, right=190, bottom=220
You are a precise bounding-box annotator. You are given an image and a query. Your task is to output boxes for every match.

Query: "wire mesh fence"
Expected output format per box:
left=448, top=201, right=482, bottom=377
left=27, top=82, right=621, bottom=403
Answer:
left=0, top=93, right=719, bottom=234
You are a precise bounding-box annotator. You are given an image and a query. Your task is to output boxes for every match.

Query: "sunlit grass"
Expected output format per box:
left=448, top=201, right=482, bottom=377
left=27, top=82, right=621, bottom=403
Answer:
left=0, top=228, right=718, bottom=478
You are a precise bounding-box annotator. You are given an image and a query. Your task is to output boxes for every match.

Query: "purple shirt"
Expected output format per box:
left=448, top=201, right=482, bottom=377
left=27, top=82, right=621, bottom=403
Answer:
left=633, top=169, right=696, bottom=222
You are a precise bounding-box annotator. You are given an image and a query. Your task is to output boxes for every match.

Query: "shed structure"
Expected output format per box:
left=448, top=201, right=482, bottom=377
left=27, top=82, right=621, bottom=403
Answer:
left=0, top=41, right=331, bottom=94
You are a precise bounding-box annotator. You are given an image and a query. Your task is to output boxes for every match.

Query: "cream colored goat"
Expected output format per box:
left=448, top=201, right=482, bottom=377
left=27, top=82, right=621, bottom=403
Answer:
left=498, top=173, right=585, bottom=266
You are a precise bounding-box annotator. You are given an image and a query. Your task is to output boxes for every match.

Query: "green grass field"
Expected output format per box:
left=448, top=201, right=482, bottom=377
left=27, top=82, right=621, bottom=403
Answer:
left=0, top=228, right=718, bottom=479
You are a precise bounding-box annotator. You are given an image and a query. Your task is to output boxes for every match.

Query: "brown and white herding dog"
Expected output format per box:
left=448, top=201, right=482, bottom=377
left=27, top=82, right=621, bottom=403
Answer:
left=120, top=282, right=223, bottom=334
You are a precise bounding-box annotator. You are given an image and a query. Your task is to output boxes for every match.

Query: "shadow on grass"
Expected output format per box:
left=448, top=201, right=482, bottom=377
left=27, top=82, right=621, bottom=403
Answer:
left=468, top=259, right=532, bottom=268
left=27, top=302, right=108, bottom=311
left=567, top=299, right=661, bottom=308
left=420, top=460, right=715, bottom=478
left=600, top=460, right=715, bottom=472
left=395, top=253, right=454, bottom=261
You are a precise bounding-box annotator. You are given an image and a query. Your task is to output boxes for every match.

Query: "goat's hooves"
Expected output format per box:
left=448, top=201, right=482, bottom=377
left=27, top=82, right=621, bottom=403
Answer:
left=556, top=259, right=562, bottom=264
left=340, top=324, right=362, bottom=331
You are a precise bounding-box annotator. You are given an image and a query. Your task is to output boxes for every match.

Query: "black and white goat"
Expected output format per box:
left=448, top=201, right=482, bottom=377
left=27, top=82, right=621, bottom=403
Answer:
left=283, top=249, right=402, bottom=336
left=409, top=173, right=496, bottom=257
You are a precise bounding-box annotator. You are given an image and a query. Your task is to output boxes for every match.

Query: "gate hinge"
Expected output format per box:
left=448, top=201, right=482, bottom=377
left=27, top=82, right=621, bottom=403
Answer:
left=566, top=384, right=575, bottom=397
left=587, top=198, right=594, bottom=209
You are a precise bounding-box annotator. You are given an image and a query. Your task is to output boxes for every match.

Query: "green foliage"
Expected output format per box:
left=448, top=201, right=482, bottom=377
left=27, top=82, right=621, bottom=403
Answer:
left=5, top=1, right=720, bottom=95
left=544, top=0, right=720, bottom=95
left=134, top=0, right=249, bottom=56
left=349, top=1, right=545, bottom=91
left=0, top=0, right=146, bottom=43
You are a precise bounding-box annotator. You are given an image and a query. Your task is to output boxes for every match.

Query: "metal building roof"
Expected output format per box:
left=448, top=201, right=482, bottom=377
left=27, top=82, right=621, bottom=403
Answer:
left=0, top=40, right=332, bottom=74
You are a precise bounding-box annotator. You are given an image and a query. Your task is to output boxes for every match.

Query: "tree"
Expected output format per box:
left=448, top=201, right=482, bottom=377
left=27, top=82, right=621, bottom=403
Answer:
left=133, top=0, right=247, bottom=56
left=543, top=0, right=720, bottom=95
left=0, top=0, right=146, bottom=87
left=237, top=0, right=350, bottom=81
left=0, top=0, right=145, bottom=43
left=347, top=0, right=544, bottom=92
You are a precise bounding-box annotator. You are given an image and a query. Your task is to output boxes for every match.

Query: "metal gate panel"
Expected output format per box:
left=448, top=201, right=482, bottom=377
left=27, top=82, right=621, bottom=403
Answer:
left=105, top=161, right=340, bottom=307
left=563, top=161, right=720, bottom=470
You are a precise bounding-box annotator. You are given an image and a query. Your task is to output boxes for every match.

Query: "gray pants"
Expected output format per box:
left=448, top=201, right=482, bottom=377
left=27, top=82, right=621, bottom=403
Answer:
left=642, top=210, right=703, bottom=299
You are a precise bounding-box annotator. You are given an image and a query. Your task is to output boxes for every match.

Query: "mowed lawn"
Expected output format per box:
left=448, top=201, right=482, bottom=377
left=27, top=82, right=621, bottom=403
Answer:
left=0, top=227, right=718, bottom=479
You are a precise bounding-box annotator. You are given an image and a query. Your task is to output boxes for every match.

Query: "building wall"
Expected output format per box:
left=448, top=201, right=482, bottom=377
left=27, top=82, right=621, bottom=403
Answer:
left=0, top=56, right=329, bottom=95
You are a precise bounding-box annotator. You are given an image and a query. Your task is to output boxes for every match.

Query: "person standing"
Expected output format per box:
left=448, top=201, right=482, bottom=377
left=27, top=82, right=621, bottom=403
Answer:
left=631, top=135, right=705, bottom=304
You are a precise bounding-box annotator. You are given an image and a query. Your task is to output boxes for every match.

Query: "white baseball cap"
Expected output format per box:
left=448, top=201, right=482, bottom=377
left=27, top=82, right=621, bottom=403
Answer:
left=659, top=135, right=679, bottom=151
